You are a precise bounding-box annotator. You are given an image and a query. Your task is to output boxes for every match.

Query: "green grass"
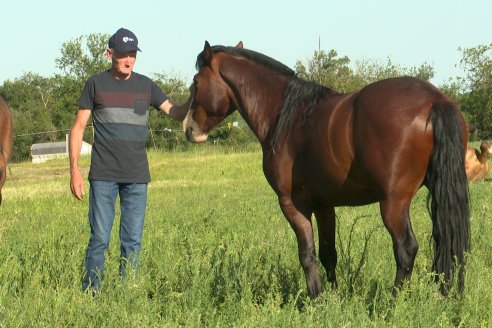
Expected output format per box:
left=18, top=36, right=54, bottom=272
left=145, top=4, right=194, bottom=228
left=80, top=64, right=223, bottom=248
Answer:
left=0, top=146, right=491, bottom=327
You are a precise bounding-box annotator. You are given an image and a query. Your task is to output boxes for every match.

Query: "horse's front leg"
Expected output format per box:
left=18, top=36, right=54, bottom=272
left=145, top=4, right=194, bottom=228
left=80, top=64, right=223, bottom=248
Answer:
left=278, top=195, right=321, bottom=298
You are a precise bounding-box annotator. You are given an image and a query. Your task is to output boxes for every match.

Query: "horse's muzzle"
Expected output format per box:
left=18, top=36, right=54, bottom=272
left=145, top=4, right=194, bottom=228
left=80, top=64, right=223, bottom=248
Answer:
left=185, top=126, right=208, bottom=143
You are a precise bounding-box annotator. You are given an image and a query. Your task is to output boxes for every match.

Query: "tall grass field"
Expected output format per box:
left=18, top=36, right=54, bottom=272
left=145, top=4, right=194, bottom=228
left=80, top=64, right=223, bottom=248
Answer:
left=0, top=146, right=491, bottom=327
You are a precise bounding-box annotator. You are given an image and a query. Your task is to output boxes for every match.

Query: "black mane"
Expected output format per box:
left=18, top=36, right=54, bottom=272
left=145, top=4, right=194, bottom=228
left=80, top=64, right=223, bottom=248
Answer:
left=272, top=79, right=328, bottom=151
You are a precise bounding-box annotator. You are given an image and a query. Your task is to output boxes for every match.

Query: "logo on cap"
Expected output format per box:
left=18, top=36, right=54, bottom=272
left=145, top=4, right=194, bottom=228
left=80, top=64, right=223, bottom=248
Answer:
left=109, top=28, right=141, bottom=52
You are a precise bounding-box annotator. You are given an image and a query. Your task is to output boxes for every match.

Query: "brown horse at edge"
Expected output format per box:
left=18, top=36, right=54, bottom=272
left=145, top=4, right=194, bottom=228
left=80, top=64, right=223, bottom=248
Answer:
left=183, top=42, right=470, bottom=297
left=466, top=140, right=492, bottom=182
left=0, top=96, right=13, bottom=205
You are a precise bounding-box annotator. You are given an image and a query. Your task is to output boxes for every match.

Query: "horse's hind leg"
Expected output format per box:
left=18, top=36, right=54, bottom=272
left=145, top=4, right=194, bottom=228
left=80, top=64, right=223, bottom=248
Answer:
left=314, top=206, right=338, bottom=290
left=380, top=197, right=419, bottom=294
left=278, top=196, right=321, bottom=298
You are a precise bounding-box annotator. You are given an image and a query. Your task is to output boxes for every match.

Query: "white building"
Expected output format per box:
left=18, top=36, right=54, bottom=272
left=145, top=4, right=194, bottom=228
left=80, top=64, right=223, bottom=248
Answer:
left=31, top=135, right=92, bottom=164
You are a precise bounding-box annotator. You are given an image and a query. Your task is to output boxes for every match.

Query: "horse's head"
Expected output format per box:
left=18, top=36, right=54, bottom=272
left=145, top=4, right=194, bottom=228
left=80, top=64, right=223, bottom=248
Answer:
left=183, top=41, right=243, bottom=143
left=480, top=140, right=492, bottom=156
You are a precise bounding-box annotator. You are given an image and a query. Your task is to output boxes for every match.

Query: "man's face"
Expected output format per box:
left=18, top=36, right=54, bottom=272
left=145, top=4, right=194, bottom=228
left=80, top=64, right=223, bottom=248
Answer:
left=108, top=49, right=137, bottom=76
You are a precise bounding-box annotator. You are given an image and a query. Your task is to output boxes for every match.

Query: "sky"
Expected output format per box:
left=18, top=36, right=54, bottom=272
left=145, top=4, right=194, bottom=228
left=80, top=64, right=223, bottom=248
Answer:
left=1, top=0, right=490, bottom=86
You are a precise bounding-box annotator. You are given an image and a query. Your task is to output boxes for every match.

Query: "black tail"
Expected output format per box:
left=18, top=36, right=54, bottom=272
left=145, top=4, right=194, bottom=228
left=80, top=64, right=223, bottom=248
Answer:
left=426, top=100, right=470, bottom=293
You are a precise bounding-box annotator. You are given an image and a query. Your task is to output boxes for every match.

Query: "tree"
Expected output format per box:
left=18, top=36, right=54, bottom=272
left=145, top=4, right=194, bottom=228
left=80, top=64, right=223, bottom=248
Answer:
left=295, top=49, right=355, bottom=92
left=457, top=43, right=492, bottom=139
left=295, top=50, right=434, bottom=93
left=0, top=34, right=110, bottom=161
left=0, top=73, right=58, bottom=161
left=51, top=34, right=111, bottom=146
left=55, top=33, right=110, bottom=81
left=146, top=72, right=191, bottom=150
left=50, top=75, right=87, bottom=140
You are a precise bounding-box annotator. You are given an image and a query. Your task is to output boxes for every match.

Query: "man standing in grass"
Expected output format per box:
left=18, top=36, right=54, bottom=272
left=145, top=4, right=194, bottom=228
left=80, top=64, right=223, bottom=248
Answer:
left=69, top=28, right=190, bottom=292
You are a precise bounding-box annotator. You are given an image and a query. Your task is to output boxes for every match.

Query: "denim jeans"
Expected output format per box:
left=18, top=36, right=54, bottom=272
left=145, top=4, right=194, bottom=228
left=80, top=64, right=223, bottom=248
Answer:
left=82, top=180, right=148, bottom=291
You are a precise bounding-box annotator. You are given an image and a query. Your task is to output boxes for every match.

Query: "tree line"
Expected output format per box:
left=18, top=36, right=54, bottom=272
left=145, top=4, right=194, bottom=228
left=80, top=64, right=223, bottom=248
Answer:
left=1, top=33, right=491, bottom=162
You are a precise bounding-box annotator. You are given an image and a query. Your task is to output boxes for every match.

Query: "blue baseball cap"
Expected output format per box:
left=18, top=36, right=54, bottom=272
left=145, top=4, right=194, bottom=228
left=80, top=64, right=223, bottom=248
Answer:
left=108, top=28, right=141, bottom=53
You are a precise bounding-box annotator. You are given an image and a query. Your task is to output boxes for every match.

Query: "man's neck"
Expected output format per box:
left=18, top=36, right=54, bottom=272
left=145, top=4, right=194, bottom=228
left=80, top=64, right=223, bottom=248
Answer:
left=110, top=68, right=132, bottom=80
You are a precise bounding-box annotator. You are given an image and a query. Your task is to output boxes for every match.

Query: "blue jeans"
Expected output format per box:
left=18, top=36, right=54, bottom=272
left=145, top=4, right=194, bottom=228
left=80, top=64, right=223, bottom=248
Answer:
left=82, top=181, right=148, bottom=291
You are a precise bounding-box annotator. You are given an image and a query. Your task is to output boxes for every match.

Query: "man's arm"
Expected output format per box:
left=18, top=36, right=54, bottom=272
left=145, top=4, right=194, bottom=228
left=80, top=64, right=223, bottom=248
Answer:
left=159, top=99, right=189, bottom=122
left=158, top=86, right=195, bottom=122
left=69, top=109, right=91, bottom=200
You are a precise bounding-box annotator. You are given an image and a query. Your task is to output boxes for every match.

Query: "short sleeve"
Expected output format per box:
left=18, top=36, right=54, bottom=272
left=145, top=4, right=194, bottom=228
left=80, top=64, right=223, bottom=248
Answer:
left=78, top=77, right=96, bottom=110
left=150, top=81, right=169, bottom=109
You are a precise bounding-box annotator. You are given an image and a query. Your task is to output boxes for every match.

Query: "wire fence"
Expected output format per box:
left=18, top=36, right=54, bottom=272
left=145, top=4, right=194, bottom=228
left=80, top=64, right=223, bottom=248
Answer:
left=13, top=127, right=182, bottom=139
left=14, top=129, right=71, bottom=138
left=11, top=121, right=254, bottom=162
left=11, top=126, right=188, bottom=163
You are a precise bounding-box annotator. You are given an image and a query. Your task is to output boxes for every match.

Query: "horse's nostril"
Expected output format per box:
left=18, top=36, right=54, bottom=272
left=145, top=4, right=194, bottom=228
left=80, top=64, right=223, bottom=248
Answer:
left=186, top=127, right=193, bottom=141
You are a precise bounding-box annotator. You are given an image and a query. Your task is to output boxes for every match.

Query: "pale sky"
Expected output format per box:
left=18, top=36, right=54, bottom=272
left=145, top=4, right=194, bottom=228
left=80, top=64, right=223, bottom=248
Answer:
left=1, top=0, right=490, bottom=86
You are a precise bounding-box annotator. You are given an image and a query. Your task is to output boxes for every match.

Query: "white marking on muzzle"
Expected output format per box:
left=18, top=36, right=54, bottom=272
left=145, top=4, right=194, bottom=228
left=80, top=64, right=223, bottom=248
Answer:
left=183, top=110, right=208, bottom=143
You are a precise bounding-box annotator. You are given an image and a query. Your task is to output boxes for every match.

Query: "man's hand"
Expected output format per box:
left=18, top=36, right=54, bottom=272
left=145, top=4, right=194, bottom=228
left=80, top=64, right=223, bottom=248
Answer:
left=70, top=168, right=85, bottom=200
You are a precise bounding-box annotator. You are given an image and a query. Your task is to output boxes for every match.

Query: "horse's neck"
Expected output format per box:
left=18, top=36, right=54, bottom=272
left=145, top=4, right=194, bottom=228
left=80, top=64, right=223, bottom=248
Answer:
left=226, top=71, right=287, bottom=144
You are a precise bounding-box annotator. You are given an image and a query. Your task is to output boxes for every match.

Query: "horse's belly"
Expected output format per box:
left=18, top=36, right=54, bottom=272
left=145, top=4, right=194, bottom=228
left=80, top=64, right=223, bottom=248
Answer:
left=297, top=149, right=381, bottom=206
left=307, top=176, right=382, bottom=206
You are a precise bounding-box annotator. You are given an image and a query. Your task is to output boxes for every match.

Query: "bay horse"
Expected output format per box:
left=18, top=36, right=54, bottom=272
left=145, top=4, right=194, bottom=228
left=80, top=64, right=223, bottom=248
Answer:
left=0, top=96, right=13, bottom=205
left=183, top=42, right=470, bottom=297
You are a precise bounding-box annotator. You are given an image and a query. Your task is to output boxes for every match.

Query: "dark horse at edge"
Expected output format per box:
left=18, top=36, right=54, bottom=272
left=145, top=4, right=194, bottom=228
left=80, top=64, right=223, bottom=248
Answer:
left=0, top=96, right=13, bottom=205
left=183, top=42, right=470, bottom=297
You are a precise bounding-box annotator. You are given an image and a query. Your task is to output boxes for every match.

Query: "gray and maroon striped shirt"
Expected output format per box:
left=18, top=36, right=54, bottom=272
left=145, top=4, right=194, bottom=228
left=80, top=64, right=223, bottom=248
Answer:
left=78, top=70, right=168, bottom=183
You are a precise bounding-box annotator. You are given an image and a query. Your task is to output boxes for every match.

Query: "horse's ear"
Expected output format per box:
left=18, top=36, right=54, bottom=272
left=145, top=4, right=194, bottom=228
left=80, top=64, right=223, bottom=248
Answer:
left=235, top=41, right=243, bottom=48
left=202, top=41, right=213, bottom=64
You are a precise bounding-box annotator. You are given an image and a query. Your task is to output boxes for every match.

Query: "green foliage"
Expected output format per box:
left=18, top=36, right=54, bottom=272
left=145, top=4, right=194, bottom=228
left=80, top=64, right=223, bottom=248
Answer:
left=207, top=112, right=257, bottom=146
left=55, top=33, right=111, bottom=80
left=0, top=34, right=110, bottom=162
left=355, top=59, right=434, bottom=85
left=2, top=31, right=492, bottom=163
left=1, top=149, right=491, bottom=326
left=295, top=49, right=355, bottom=92
left=51, top=75, right=87, bottom=138
left=296, top=50, right=434, bottom=93
left=146, top=72, right=192, bottom=151
left=0, top=73, right=59, bottom=161
left=457, top=43, right=492, bottom=139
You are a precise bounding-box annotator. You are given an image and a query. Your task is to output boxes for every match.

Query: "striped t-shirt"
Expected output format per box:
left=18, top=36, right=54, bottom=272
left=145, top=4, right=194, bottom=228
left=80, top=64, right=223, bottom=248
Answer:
left=78, top=70, right=168, bottom=183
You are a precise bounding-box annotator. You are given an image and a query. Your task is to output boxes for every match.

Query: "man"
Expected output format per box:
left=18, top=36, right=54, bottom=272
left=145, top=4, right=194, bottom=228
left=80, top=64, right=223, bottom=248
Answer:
left=69, top=27, right=190, bottom=292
